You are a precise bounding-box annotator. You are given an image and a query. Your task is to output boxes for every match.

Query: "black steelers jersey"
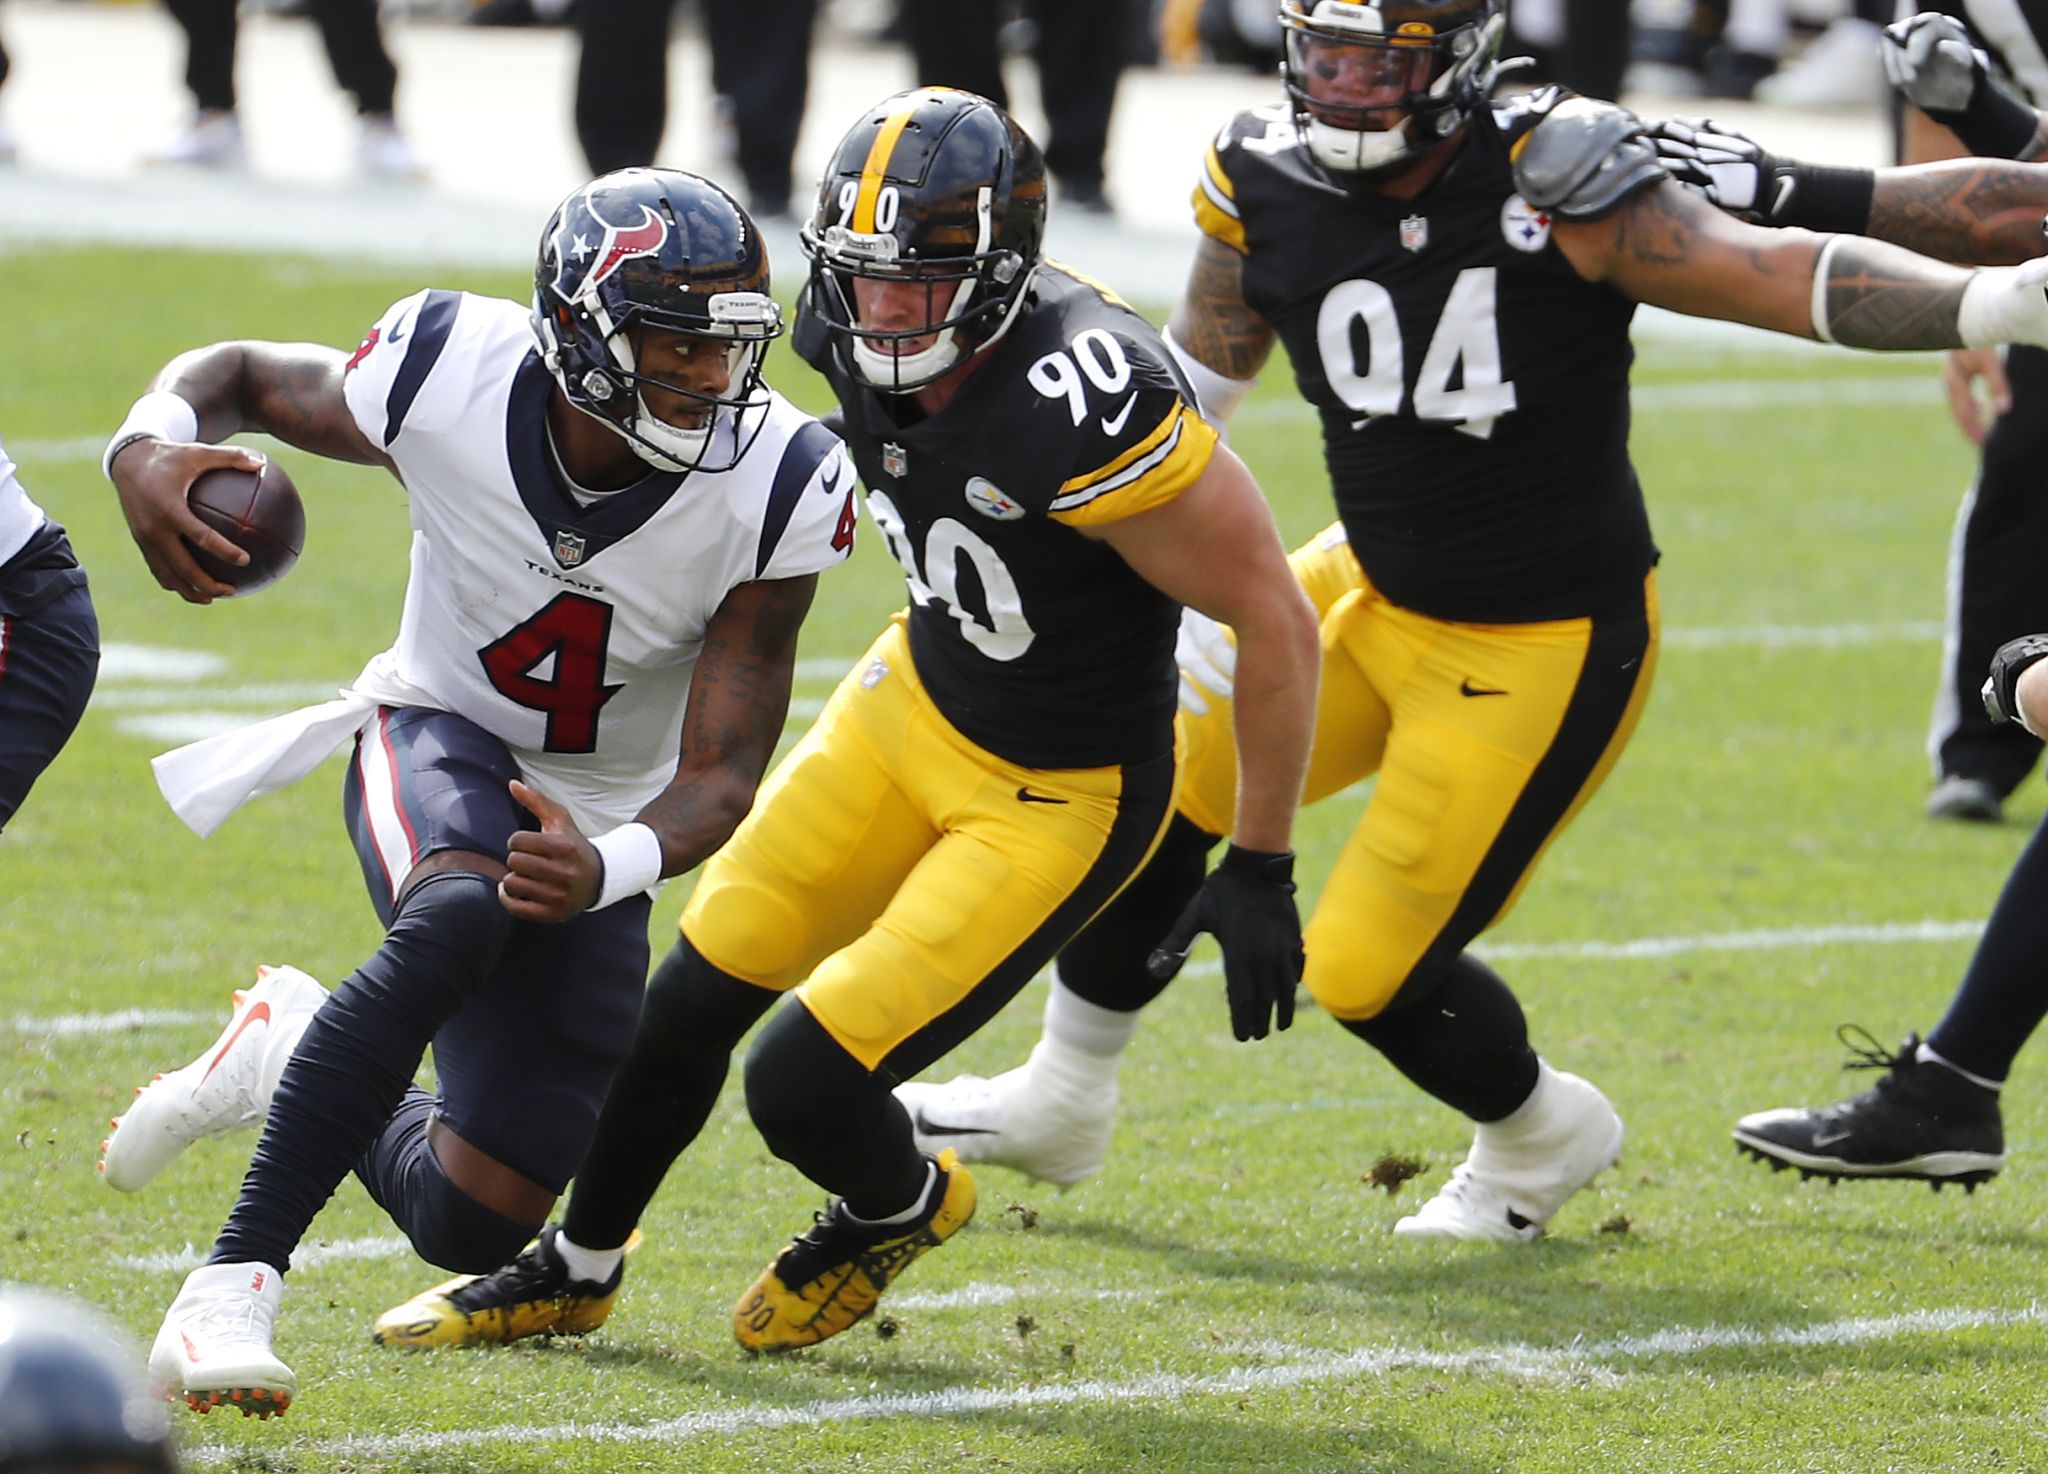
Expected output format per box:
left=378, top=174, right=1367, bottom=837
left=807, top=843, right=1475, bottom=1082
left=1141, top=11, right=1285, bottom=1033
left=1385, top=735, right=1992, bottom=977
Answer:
left=1195, top=91, right=1659, bottom=623
left=799, top=264, right=1219, bottom=769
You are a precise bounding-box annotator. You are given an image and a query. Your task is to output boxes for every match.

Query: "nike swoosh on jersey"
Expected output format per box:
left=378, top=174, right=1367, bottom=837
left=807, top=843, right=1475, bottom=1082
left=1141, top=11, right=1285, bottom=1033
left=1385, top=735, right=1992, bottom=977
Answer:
left=387, top=320, right=409, bottom=344
left=1100, top=394, right=1137, bottom=437
left=1459, top=678, right=1508, bottom=697
left=195, top=1002, right=270, bottom=1092
left=1016, top=787, right=1070, bottom=804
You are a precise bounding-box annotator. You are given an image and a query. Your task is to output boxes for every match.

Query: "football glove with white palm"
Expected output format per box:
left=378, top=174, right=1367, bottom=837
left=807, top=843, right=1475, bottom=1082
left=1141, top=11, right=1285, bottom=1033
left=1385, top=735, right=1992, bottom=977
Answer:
left=1884, top=11, right=2040, bottom=158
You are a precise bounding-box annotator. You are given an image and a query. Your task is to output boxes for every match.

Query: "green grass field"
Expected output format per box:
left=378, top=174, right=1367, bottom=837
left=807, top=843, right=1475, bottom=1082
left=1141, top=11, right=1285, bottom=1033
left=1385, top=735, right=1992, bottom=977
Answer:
left=4, top=245, right=2045, bottom=1473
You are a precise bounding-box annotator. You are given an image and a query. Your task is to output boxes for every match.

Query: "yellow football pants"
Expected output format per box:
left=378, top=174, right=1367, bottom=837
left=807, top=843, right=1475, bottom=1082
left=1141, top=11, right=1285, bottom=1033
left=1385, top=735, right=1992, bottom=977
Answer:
left=682, top=617, right=1179, bottom=1076
left=1177, top=524, right=1660, bottom=1021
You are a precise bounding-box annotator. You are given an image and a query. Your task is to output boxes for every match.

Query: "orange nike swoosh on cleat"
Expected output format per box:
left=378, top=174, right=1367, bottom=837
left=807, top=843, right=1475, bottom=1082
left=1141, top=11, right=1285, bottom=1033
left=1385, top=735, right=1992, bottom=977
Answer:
left=182, top=1331, right=202, bottom=1363
left=194, top=1002, right=270, bottom=1094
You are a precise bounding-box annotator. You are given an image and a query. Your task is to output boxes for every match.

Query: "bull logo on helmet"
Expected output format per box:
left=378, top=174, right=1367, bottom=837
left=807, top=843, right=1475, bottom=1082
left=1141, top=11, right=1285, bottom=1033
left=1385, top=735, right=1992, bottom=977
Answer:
left=551, top=195, right=669, bottom=304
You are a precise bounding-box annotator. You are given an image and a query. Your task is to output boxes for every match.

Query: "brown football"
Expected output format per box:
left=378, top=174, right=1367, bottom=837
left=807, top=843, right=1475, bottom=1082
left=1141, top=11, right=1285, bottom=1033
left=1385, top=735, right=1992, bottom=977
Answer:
left=185, top=459, right=306, bottom=596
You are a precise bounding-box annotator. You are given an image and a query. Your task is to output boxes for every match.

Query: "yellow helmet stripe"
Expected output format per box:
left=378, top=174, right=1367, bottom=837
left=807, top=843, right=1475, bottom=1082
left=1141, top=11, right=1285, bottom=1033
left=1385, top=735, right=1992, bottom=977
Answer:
left=852, top=93, right=932, bottom=234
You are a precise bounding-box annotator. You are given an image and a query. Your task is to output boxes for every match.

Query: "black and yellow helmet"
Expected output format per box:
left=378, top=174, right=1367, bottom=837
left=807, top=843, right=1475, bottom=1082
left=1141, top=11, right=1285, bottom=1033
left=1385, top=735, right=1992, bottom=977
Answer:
left=1278, top=0, right=1506, bottom=178
left=801, top=88, right=1048, bottom=393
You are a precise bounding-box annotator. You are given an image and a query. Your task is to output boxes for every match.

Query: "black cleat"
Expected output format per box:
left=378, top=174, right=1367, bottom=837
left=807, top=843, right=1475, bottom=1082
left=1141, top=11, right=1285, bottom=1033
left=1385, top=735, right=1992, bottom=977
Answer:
left=1733, top=1028, right=2004, bottom=1190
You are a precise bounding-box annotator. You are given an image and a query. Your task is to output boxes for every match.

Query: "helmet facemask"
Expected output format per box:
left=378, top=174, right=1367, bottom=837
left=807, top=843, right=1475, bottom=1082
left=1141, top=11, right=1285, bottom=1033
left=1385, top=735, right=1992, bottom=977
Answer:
left=1279, top=0, right=1505, bottom=181
left=803, top=191, right=1036, bottom=394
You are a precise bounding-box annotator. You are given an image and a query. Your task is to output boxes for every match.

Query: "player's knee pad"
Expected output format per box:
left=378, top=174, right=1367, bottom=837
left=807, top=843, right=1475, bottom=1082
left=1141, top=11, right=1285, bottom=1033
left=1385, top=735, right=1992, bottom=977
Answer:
left=400, top=1146, right=542, bottom=1275
left=392, top=869, right=513, bottom=989
left=1057, top=813, right=1216, bottom=1010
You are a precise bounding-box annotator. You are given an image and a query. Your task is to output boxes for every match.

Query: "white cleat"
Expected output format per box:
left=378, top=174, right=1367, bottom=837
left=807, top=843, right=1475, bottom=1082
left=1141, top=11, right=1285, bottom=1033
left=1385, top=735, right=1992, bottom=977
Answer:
left=144, top=110, right=246, bottom=170
left=897, top=1056, right=1117, bottom=1188
left=1395, top=1069, right=1625, bottom=1244
left=102, top=964, right=328, bottom=1192
left=149, top=1260, right=294, bottom=1417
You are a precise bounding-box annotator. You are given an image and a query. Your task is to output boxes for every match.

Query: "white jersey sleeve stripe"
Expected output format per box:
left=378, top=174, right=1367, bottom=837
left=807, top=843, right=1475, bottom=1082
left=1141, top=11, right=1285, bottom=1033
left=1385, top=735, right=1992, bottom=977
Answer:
left=380, top=290, right=463, bottom=446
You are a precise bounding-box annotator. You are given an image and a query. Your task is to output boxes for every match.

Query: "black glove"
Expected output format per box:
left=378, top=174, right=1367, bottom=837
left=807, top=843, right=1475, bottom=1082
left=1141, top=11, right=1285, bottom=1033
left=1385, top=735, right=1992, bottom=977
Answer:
left=1147, top=844, right=1304, bottom=1042
left=1982, top=632, right=2048, bottom=726
left=1646, top=117, right=1874, bottom=233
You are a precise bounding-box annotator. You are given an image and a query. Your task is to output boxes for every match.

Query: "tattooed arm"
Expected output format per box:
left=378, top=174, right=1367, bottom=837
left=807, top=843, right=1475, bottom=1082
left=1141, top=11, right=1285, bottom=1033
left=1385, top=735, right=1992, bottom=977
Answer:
left=1554, top=176, right=1987, bottom=350
left=1166, top=236, right=1280, bottom=406
left=110, top=343, right=390, bottom=600
left=499, top=572, right=819, bottom=922
left=1867, top=156, right=2048, bottom=265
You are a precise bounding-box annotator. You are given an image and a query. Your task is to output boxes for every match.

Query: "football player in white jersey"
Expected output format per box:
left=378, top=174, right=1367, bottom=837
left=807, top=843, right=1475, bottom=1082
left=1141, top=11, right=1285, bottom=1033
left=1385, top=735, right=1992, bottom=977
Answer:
left=0, top=433, right=100, bottom=831
left=98, top=168, right=857, bottom=1415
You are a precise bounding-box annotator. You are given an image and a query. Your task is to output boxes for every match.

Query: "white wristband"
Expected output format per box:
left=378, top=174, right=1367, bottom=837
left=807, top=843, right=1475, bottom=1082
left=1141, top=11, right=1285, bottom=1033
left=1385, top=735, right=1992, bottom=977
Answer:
left=590, top=821, right=664, bottom=910
left=1958, top=260, right=2048, bottom=349
left=1163, top=326, right=1253, bottom=429
left=1809, top=235, right=1844, bottom=345
left=104, top=391, right=200, bottom=483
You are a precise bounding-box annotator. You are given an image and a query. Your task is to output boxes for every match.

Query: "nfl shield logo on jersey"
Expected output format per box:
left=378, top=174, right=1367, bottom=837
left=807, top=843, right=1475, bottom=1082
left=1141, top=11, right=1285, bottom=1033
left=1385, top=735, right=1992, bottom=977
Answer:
left=881, top=442, right=908, bottom=478
left=1399, top=214, right=1429, bottom=253
left=552, top=527, right=588, bottom=567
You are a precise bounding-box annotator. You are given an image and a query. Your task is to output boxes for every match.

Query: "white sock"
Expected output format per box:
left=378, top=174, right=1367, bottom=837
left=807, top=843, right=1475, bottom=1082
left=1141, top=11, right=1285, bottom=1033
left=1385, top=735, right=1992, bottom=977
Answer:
left=1915, top=1040, right=2003, bottom=1093
left=1032, top=969, right=1139, bottom=1093
left=553, top=1232, right=626, bottom=1285
left=1475, top=1059, right=1564, bottom=1148
left=844, top=1161, right=939, bottom=1228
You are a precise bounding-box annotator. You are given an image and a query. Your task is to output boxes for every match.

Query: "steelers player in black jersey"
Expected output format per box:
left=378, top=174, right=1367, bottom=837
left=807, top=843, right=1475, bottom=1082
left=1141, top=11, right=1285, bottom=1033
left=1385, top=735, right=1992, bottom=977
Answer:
left=371, top=88, right=1319, bottom=1352
left=896, top=0, right=2048, bottom=1242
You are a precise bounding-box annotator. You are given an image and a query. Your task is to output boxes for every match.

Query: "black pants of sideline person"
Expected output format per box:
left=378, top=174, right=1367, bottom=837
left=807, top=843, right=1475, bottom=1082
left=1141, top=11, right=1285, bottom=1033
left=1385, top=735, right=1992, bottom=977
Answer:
left=576, top=0, right=816, bottom=215
left=1930, top=345, right=2048, bottom=801
left=159, top=0, right=397, bottom=115
left=906, top=0, right=1128, bottom=197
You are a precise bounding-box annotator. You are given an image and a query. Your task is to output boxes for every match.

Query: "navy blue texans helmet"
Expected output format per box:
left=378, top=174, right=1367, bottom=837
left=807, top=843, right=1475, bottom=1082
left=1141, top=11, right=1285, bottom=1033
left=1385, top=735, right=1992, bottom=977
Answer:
left=533, top=167, right=783, bottom=473
left=0, top=1286, right=176, bottom=1473
left=801, top=88, right=1047, bottom=393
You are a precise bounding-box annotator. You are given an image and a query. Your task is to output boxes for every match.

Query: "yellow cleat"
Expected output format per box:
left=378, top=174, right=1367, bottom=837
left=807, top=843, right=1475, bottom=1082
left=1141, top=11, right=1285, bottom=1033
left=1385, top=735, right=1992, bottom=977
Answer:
left=733, top=1150, right=976, bottom=1353
left=372, top=1227, right=642, bottom=1349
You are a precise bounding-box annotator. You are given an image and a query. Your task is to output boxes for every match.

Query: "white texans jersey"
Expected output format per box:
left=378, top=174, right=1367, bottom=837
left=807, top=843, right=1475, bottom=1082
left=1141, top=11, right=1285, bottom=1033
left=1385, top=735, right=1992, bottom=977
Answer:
left=0, top=433, right=49, bottom=570
left=338, top=289, right=857, bottom=835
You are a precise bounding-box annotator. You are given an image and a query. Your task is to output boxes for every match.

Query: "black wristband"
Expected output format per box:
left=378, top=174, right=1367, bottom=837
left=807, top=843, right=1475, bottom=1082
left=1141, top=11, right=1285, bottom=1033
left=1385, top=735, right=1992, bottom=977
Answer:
left=1940, top=77, right=2041, bottom=160
left=1218, top=844, right=1295, bottom=886
left=1770, top=162, right=1876, bottom=234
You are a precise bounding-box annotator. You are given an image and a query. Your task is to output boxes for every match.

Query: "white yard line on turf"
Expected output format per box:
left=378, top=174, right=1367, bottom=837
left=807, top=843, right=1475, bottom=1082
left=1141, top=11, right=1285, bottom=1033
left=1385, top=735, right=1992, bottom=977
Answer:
left=118, top=1236, right=416, bottom=1274
left=18, top=919, right=1988, bottom=1045
left=186, top=1302, right=2045, bottom=1460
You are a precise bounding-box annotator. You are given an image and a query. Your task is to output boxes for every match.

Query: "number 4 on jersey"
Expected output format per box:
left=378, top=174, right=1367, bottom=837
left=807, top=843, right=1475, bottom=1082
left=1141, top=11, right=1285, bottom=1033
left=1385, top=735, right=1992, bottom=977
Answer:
left=478, top=592, right=623, bottom=753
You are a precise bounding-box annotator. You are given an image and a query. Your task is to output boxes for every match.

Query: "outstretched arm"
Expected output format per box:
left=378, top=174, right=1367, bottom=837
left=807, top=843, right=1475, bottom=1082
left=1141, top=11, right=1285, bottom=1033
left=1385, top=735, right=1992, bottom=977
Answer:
left=499, top=572, right=819, bottom=922
left=108, top=342, right=391, bottom=601
left=1554, top=175, right=2043, bottom=351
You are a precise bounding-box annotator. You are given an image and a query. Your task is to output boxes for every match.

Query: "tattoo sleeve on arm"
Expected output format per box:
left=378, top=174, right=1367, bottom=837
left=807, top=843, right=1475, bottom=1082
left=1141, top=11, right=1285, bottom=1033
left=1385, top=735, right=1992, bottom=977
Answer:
left=1868, top=159, right=2048, bottom=265
left=1821, top=236, right=1967, bottom=349
left=158, top=342, right=387, bottom=465
left=641, top=573, right=818, bottom=870
left=1167, top=238, right=1278, bottom=380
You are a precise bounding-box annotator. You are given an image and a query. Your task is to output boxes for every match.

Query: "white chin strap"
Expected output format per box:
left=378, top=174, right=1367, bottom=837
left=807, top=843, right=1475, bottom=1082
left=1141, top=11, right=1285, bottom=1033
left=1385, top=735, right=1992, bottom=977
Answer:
left=849, top=278, right=976, bottom=392
left=851, top=328, right=963, bottom=391
left=1305, top=115, right=1423, bottom=174
left=626, top=399, right=710, bottom=472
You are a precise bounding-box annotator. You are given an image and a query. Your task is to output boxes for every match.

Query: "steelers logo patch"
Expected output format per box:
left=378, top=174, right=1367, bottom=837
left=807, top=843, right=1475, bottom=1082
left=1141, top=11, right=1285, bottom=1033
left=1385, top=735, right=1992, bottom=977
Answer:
left=1500, top=194, right=1552, bottom=253
left=964, top=477, right=1025, bottom=521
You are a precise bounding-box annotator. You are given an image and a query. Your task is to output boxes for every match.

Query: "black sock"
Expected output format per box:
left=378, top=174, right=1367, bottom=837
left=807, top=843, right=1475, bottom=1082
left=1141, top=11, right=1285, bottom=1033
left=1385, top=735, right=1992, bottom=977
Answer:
left=210, top=870, right=509, bottom=1269
left=1926, top=813, right=2048, bottom=1083
left=744, top=1001, right=927, bottom=1220
left=1054, top=813, right=1218, bottom=1011
left=561, top=939, right=777, bottom=1251
left=1344, top=953, right=1540, bottom=1123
